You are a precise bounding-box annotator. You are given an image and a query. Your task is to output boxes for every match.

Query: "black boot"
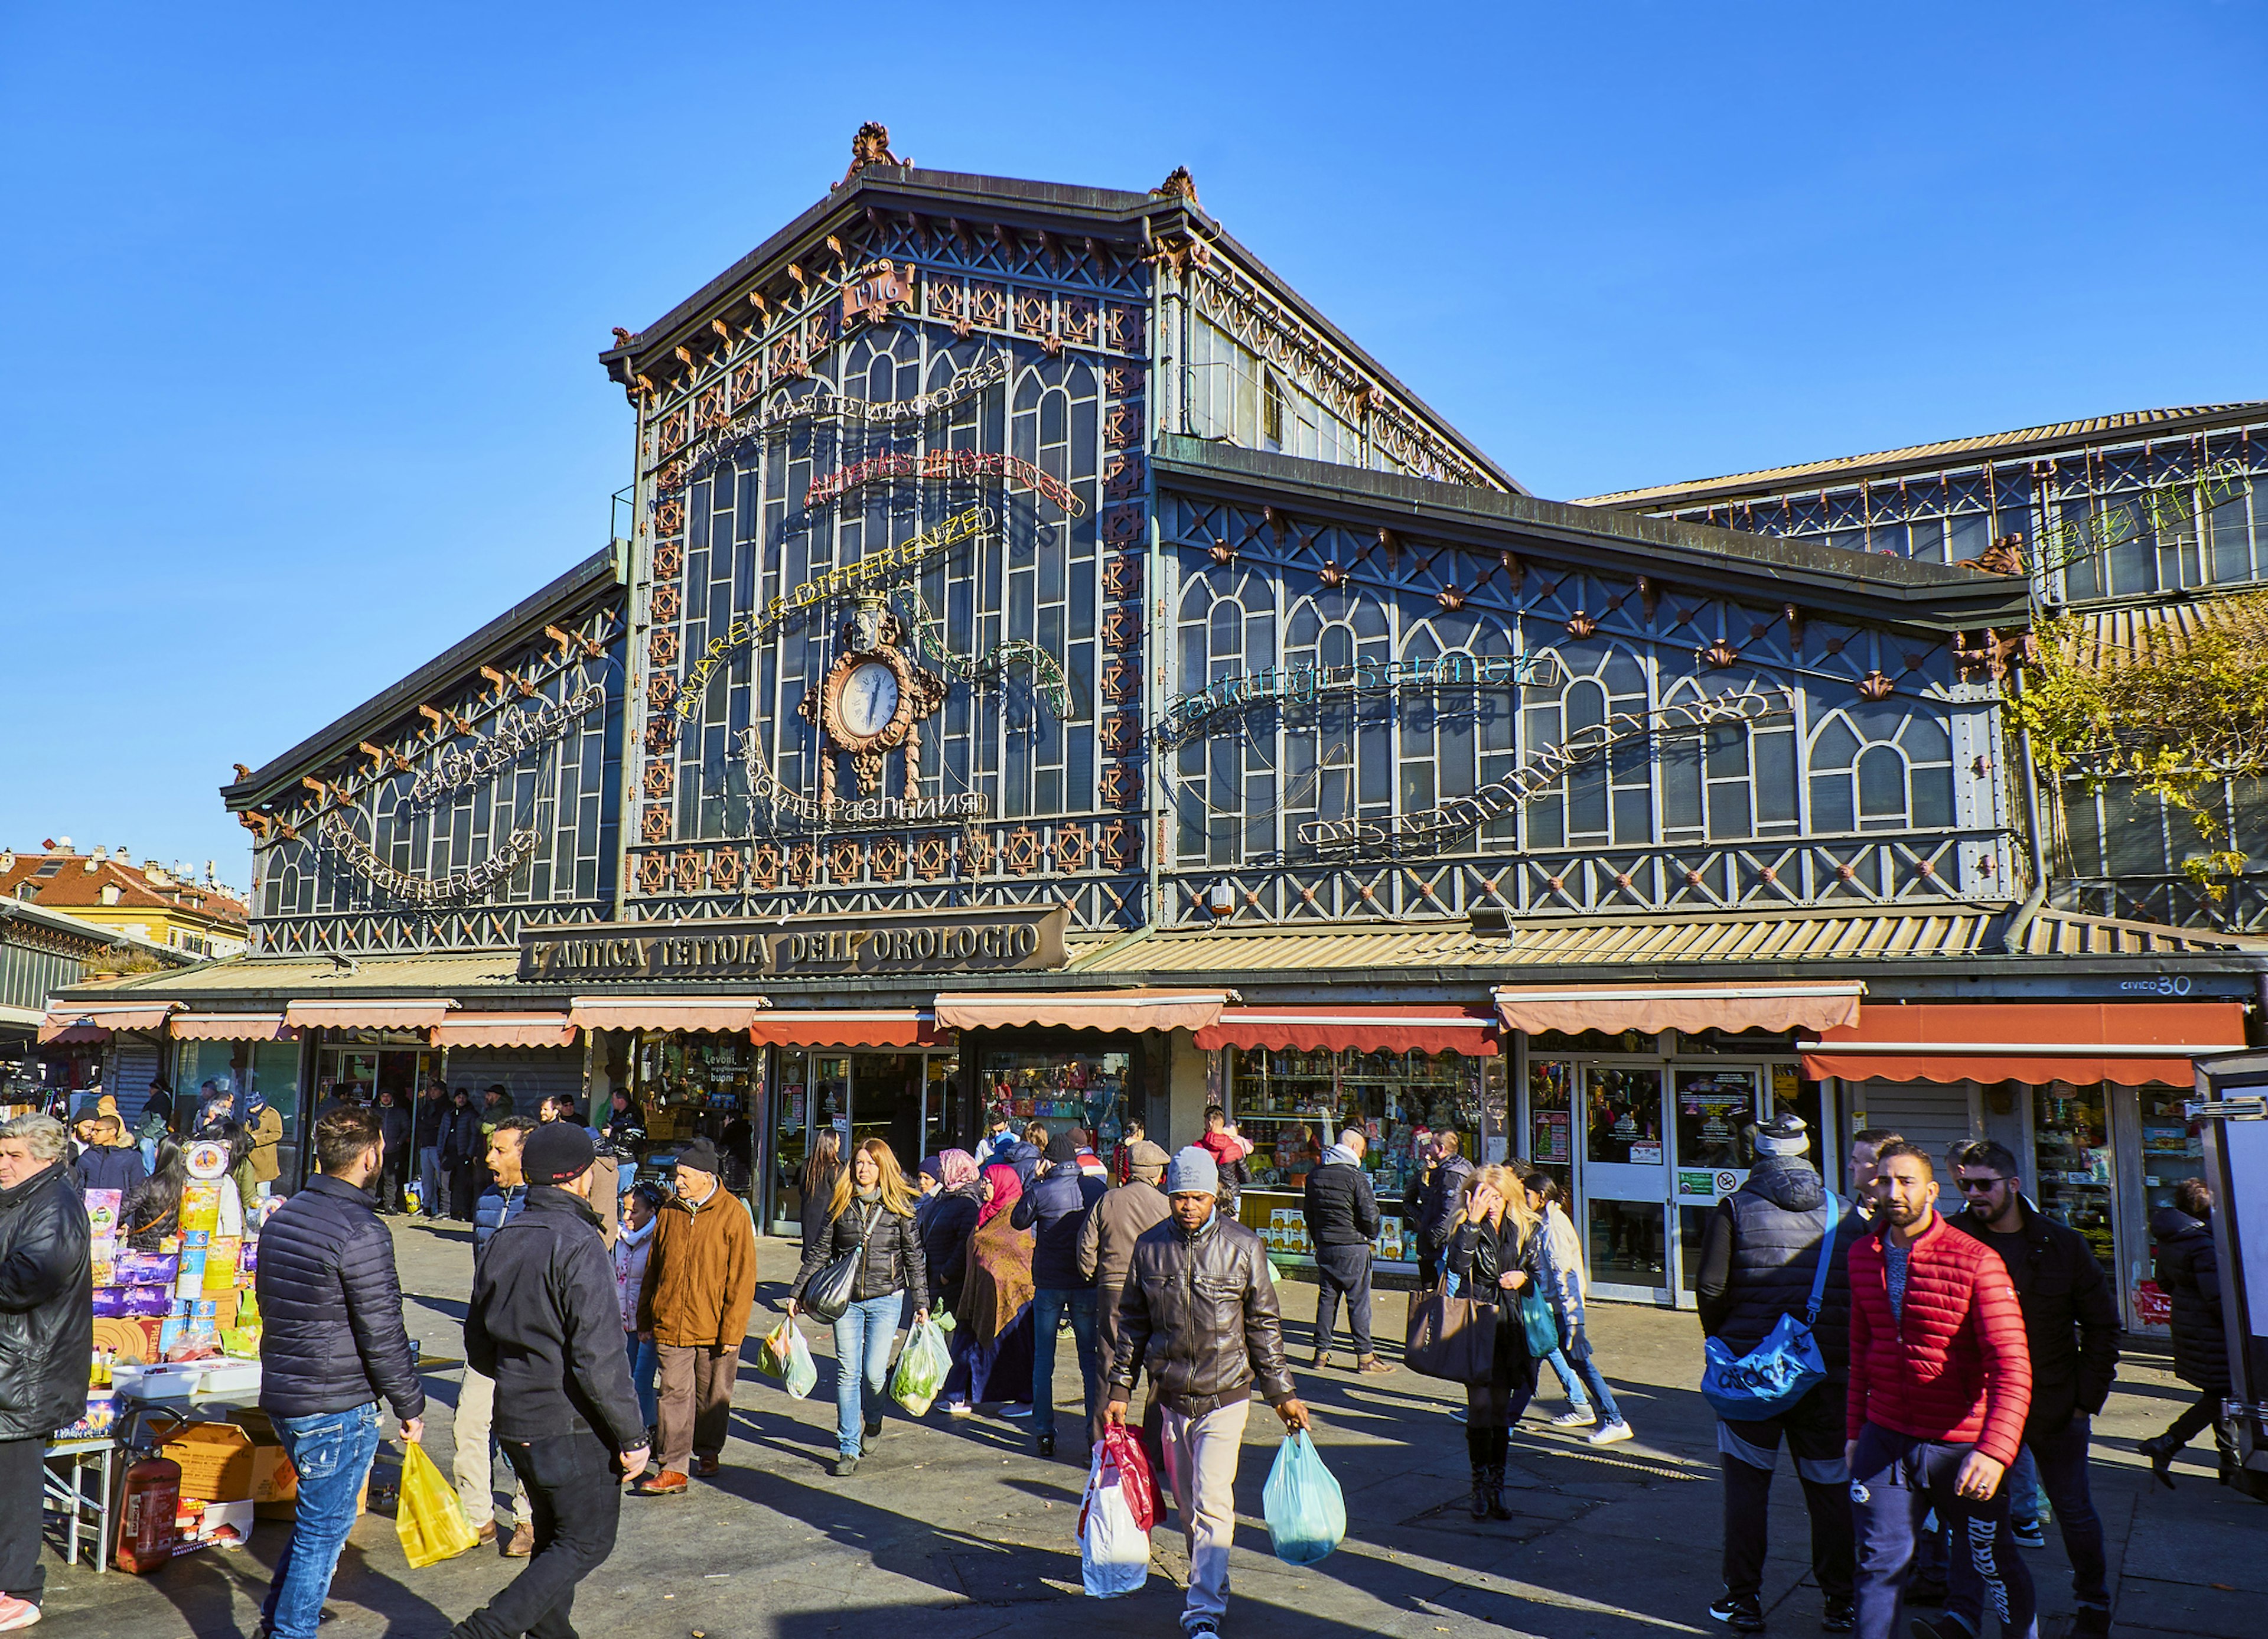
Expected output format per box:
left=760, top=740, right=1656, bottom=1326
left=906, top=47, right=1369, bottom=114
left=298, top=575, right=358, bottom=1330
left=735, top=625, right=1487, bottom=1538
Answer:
left=2137, top=1433, right=2178, bottom=1490
left=1466, top=1427, right=1491, bottom=1520
left=1486, top=1429, right=1513, bottom=1520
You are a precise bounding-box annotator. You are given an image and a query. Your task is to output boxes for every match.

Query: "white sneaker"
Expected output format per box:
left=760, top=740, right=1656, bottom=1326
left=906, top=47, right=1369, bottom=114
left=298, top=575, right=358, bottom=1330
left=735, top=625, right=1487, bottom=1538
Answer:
left=1588, top=1420, right=1634, bottom=1446
left=945, top=1400, right=972, bottom=1417
left=1550, top=1408, right=1598, bottom=1429
left=1002, top=1405, right=1032, bottom=1418
left=0, top=1595, right=41, bottom=1631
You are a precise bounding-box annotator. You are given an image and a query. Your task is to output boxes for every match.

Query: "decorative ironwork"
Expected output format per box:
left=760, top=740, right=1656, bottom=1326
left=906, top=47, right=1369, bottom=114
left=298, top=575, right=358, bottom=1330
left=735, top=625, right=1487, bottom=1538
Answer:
left=804, top=446, right=1085, bottom=516
left=318, top=813, right=537, bottom=907
left=401, top=684, right=605, bottom=812
left=1298, top=689, right=1795, bottom=853
left=888, top=581, right=1071, bottom=720
left=737, top=732, right=988, bottom=830
left=1157, top=653, right=1561, bottom=747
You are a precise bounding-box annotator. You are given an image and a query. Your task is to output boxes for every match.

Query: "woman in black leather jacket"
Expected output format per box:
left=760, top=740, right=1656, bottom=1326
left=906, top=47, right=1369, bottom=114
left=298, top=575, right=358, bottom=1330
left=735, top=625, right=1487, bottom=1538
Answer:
left=786, top=1138, right=928, bottom=1478
left=1447, top=1162, right=1562, bottom=1521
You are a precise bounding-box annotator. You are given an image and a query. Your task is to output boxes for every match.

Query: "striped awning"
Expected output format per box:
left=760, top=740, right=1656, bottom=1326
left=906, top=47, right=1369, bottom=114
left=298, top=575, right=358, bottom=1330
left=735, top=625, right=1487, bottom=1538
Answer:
left=1802, top=1001, right=2246, bottom=1087
left=285, top=998, right=459, bottom=1031
left=431, top=1012, right=579, bottom=1049
left=171, top=1012, right=294, bottom=1042
left=749, top=1010, right=945, bottom=1050
left=1495, top=982, right=1865, bottom=1037
left=567, top=996, right=771, bottom=1034
left=934, top=989, right=1233, bottom=1034
left=37, top=1001, right=181, bottom=1042
left=1195, top=1005, right=1500, bottom=1056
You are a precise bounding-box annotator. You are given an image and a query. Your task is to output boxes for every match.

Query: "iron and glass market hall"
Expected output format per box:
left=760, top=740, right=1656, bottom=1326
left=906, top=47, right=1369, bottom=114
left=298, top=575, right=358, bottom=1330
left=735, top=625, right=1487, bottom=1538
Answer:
left=52, top=131, right=2266, bottom=1329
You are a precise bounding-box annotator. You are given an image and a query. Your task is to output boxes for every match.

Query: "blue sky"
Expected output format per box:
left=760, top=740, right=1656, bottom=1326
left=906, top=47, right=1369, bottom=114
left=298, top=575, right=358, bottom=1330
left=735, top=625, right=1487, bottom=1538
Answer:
left=5, top=2, right=2264, bottom=889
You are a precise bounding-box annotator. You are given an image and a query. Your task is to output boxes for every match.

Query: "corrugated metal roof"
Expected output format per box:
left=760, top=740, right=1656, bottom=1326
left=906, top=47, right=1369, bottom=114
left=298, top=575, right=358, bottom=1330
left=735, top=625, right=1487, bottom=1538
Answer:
left=1575, top=403, right=2268, bottom=509
left=1077, top=905, right=2263, bottom=975
left=2064, top=593, right=2262, bottom=670
left=60, top=950, right=526, bottom=1000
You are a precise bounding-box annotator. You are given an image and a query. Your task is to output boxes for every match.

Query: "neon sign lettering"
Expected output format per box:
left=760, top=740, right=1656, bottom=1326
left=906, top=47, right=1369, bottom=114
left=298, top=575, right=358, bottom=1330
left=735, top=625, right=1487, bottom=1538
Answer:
left=1158, top=653, right=1563, bottom=747
left=805, top=447, right=1085, bottom=517
left=403, top=684, right=607, bottom=810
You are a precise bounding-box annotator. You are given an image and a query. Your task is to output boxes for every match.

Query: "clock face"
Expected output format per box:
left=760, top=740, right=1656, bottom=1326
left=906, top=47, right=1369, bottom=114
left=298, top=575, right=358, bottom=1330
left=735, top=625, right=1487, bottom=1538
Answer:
left=838, top=661, right=901, bottom=739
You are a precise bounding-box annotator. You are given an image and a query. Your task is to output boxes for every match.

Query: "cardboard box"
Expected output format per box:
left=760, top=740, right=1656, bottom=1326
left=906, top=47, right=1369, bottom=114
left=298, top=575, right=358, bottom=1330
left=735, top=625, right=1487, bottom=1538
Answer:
left=163, top=1422, right=258, bottom=1502
left=174, top=1497, right=255, bottom=1551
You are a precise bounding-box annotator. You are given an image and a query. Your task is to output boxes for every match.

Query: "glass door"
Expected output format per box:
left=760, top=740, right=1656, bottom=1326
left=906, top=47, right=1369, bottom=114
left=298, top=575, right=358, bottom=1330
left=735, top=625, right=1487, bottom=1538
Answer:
left=769, top=1048, right=810, bottom=1233
left=1671, top=1065, right=1764, bottom=1305
left=1581, top=1064, right=1670, bottom=1301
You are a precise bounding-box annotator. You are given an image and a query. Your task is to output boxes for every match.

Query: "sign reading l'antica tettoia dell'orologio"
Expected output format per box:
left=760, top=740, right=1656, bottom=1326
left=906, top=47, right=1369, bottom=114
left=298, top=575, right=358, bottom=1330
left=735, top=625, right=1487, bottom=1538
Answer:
left=517, top=903, right=1068, bottom=982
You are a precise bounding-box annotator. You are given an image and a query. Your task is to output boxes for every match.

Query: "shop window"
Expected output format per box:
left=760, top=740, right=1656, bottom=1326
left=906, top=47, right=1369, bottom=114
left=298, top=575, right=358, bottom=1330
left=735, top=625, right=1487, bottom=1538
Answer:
left=1589, top=1199, right=1664, bottom=1285
left=982, top=1047, right=1135, bottom=1149
left=1586, top=1067, right=1664, bottom=1166
left=2136, top=1082, right=2207, bottom=1330
left=1524, top=1060, right=1573, bottom=1202
left=2032, top=1084, right=2116, bottom=1283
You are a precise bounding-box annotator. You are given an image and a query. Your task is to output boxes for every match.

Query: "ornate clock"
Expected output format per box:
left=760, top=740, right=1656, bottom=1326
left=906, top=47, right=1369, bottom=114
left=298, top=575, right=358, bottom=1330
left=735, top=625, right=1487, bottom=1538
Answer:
left=799, top=609, right=947, bottom=806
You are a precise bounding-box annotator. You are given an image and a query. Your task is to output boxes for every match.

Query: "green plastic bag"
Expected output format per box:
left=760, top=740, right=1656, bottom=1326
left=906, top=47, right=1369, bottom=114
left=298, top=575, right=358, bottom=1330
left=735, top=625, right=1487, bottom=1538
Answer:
left=1262, top=1429, right=1345, bottom=1565
left=890, top=1309, right=954, bottom=1415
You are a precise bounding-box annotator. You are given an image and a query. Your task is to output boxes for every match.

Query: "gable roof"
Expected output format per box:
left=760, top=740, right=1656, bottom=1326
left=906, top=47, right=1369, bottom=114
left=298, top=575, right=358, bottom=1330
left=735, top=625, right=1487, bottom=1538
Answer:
left=0, top=853, right=248, bottom=931
left=1576, top=402, right=2268, bottom=509
left=597, top=162, right=1521, bottom=496
left=1155, top=436, right=2031, bottom=634
left=220, top=545, right=624, bottom=812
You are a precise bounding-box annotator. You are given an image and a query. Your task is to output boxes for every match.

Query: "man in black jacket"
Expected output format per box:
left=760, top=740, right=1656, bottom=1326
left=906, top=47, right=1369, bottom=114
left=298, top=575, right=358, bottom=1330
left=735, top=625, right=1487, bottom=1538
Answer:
left=0, top=1115, right=93, bottom=1632
left=1413, top=1130, right=1472, bottom=1286
left=1944, top=1139, right=2117, bottom=1638
left=1012, top=1132, right=1108, bottom=1458
left=2140, top=1177, right=2234, bottom=1488
left=1302, top=1127, right=1392, bottom=1374
left=449, top=1123, right=647, bottom=1639
left=1693, top=1113, right=1863, bottom=1635
left=1106, top=1146, right=1306, bottom=1639
left=255, top=1107, right=425, bottom=1639
left=414, top=1078, right=449, bottom=1220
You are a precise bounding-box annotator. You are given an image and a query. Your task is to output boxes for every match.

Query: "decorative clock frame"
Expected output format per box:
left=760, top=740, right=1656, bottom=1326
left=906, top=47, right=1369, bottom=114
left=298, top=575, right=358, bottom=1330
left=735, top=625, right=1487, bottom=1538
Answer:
left=798, top=611, right=947, bottom=805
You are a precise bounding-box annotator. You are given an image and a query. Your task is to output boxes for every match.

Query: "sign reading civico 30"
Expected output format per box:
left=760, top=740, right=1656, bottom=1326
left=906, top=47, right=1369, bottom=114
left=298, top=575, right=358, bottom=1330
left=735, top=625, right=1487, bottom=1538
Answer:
left=518, top=903, right=1068, bottom=982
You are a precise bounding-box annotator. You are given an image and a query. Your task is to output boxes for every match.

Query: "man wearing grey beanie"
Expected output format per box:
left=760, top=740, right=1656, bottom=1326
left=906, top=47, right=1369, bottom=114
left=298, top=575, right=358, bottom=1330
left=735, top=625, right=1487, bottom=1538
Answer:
left=1106, top=1145, right=1307, bottom=1637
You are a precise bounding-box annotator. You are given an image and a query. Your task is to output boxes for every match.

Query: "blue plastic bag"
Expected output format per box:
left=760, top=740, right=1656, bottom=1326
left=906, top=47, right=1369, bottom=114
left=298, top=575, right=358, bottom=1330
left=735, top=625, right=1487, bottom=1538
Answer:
left=1262, top=1429, right=1345, bottom=1565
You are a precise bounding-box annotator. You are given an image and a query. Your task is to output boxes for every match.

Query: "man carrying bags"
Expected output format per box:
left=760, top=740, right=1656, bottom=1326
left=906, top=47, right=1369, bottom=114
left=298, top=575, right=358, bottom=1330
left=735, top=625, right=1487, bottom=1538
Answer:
left=633, top=1138, right=755, bottom=1493
left=450, top=1124, right=647, bottom=1639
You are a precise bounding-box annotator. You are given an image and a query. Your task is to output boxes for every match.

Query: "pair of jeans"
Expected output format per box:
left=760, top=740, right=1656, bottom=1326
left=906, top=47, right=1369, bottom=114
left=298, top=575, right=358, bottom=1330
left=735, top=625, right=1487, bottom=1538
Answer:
left=1946, top=1416, right=2107, bottom=1625
left=1543, top=1348, right=1588, bottom=1407
left=449, top=1428, right=621, bottom=1639
left=1031, top=1286, right=1100, bottom=1442
left=418, top=1146, right=442, bottom=1217
left=832, top=1293, right=901, bottom=1457
left=625, top=1332, right=659, bottom=1432
left=0, top=1437, right=44, bottom=1604
left=260, top=1403, right=383, bottom=1639
left=1716, top=1385, right=1853, bottom=1602
left=1849, top=1422, right=2035, bottom=1639
left=1312, top=1243, right=1374, bottom=1358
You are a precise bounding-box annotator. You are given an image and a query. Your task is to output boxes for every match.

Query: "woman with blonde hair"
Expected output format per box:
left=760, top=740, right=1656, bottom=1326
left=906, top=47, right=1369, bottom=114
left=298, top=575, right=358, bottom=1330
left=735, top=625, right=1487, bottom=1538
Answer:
left=1524, top=1169, right=1632, bottom=1445
left=1448, top=1163, right=1565, bottom=1521
left=787, top=1137, right=928, bottom=1477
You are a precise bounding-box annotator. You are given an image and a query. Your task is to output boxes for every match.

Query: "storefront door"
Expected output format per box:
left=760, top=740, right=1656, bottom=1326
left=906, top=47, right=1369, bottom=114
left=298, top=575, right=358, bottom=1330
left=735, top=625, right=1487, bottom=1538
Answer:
left=1581, top=1064, right=1670, bottom=1301
left=1670, top=1065, right=1764, bottom=1306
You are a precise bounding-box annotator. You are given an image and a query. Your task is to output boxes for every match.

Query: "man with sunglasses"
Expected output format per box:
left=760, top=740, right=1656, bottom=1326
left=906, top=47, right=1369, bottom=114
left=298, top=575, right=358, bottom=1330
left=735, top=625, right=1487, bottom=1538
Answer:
left=1938, top=1141, right=2116, bottom=1638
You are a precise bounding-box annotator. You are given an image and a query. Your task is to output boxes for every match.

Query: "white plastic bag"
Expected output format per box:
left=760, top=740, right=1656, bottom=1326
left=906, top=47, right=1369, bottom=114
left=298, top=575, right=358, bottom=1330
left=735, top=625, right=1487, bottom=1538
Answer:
left=1078, top=1437, right=1151, bottom=1597
left=782, top=1324, right=817, bottom=1400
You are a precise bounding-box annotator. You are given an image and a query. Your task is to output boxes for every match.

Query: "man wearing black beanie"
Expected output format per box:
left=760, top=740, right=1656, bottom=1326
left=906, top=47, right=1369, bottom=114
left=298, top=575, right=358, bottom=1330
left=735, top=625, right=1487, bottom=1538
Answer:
left=449, top=1123, right=647, bottom=1639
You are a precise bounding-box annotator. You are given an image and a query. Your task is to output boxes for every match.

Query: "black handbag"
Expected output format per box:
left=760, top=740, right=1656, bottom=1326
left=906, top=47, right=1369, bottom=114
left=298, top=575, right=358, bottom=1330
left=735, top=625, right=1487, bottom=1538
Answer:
left=1404, top=1281, right=1499, bottom=1384
left=801, top=1203, right=876, bottom=1324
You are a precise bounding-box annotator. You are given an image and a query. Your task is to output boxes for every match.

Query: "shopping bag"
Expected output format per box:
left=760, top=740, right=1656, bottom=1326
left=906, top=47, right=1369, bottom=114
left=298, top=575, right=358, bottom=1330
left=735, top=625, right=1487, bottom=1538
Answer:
left=1405, top=1283, right=1498, bottom=1384
left=756, top=1317, right=794, bottom=1379
left=395, top=1442, right=478, bottom=1569
left=1519, top=1291, right=1561, bottom=1358
left=800, top=1249, right=861, bottom=1324
left=889, top=1310, right=954, bottom=1416
left=1078, top=1426, right=1155, bottom=1596
left=1262, top=1429, right=1345, bottom=1565
left=781, top=1323, right=818, bottom=1400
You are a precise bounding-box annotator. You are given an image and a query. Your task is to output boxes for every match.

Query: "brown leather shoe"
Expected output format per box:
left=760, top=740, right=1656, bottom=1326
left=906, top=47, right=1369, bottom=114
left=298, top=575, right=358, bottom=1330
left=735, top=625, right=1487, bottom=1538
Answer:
left=502, top=1522, right=535, bottom=1557
left=1355, top=1354, right=1396, bottom=1375
left=472, top=1521, right=497, bottom=1545
left=693, top=1456, right=721, bottom=1478
left=632, top=1470, right=689, bottom=1495
left=1311, top=1352, right=1333, bottom=1371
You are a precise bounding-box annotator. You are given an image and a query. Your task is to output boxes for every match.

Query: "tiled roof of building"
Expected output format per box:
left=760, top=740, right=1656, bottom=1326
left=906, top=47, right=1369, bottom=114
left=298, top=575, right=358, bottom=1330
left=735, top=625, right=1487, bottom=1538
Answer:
left=0, top=852, right=249, bottom=930
left=1574, top=402, right=2268, bottom=509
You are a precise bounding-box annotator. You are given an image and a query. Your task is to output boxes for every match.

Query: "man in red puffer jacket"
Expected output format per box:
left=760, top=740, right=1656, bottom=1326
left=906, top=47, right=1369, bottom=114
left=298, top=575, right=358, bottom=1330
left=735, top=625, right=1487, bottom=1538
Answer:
left=1845, top=1142, right=2034, bottom=1639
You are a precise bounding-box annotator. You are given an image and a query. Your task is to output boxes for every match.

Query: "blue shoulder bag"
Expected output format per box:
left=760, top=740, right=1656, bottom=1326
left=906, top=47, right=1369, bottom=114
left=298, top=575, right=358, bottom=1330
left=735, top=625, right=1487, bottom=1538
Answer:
left=1699, top=1198, right=1840, bottom=1421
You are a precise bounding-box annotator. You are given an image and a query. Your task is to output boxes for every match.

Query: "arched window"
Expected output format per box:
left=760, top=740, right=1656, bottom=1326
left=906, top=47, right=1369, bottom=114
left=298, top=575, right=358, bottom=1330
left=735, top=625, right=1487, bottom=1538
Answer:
left=1174, top=566, right=1283, bottom=866
left=1523, top=641, right=1651, bottom=850
left=1808, top=702, right=1956, bottom=833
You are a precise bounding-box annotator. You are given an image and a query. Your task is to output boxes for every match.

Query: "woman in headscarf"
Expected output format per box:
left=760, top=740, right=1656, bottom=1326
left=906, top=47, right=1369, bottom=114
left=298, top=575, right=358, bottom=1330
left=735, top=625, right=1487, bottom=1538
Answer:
left=920, top=1150, right=983, bottom=1332
left=938, top=1161, right=1035, bottom=1418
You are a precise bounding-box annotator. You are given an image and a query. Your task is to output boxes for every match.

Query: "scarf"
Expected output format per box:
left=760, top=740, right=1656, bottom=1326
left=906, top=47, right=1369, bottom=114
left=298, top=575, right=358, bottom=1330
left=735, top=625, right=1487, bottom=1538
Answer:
left=977, top=1162, right=1023, bottom=1228
left=937, top=1148, right=979, bottom=1189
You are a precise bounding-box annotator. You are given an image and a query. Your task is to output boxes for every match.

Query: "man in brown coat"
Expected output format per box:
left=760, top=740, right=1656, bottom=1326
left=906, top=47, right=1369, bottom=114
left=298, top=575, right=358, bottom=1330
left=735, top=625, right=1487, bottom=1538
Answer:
left=1078, top=1139, right=1171, bottom=1441
left=631, top=1139, right=754, bottom=1494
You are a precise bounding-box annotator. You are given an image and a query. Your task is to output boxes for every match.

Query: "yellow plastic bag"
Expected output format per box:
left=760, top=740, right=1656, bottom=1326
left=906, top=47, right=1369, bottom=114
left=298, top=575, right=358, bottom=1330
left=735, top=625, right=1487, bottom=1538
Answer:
left=395, top=1441, right=479, bottom=1569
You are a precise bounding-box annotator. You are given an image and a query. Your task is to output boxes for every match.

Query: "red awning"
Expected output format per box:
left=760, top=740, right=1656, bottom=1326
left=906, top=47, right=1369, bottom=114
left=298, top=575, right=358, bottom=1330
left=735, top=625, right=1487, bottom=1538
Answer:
left=568, top=996, right=771, bottom=1034
left=171, top=1012, right=295, bottom=1042
left=1495, top=982, right=1865, bottom=1037
left=1801, top=1001, right=2247, bottom=1087
left=431, top=1013, right=579, bottom=1049
left=1194, top=1005, right=1501, bottom=1056
left=285, top=998, right=458, bottom=1031
left=37, top=1001, right=181, bottom=1042
left=749, top=1010, right=947, bottom=1050
left=934, top=990, right=1232, bottom=1034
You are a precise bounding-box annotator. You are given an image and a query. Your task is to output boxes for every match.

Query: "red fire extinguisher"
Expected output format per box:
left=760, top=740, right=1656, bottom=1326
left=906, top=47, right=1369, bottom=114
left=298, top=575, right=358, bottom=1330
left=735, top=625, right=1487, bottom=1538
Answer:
left=116, top=1451, right=182, bottom=1573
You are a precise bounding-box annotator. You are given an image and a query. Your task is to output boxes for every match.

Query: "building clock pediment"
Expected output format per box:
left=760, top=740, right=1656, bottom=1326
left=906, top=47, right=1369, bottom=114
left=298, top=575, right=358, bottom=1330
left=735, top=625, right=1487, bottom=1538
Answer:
left=798, top=608, right=947, bottom=804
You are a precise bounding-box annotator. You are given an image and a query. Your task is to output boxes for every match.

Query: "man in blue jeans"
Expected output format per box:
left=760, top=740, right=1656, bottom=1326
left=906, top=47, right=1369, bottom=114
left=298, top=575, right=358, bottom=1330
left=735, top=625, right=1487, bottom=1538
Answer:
left=1013, top=1132, right=1107, bottom=1458
left=254, top=1106, right=425, bottom=1639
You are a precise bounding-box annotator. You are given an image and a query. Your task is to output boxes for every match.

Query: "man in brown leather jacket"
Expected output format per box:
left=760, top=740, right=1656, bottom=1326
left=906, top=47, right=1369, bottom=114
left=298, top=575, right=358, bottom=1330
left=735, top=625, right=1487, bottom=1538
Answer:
left=1106, top=1146, right=1307, bottom=1639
